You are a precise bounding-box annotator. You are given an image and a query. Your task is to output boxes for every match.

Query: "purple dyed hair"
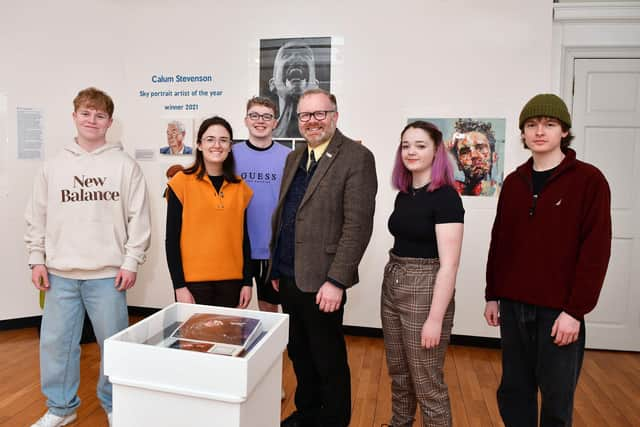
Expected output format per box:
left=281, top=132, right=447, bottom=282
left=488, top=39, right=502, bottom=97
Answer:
left=391, top=120, right=455, bottom=193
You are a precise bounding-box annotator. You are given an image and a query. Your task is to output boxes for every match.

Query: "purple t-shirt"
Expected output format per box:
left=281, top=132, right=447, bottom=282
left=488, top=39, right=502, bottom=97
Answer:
left=232, top=141, right=290, bottom=259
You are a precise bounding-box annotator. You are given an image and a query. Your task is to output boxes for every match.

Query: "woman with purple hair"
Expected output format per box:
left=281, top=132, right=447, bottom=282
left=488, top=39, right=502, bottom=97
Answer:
left=381, top=120, right=464, bottom=427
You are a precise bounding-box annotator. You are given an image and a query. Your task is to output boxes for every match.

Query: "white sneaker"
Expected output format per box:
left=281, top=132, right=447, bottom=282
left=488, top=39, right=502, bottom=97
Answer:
left=31, top=411, right=77, bottom=427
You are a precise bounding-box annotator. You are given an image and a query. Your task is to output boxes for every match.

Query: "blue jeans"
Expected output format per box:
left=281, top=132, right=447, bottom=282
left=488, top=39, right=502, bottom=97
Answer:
left=40, top=274, right=128, bottom=416
left=498, top=299, right=585, bottom=427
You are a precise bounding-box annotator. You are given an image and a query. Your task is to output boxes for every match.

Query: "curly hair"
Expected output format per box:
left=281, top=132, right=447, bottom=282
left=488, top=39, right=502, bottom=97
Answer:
left=73, top=87, right=114, bottom=118
left=453, top=118, right=496, bottom=147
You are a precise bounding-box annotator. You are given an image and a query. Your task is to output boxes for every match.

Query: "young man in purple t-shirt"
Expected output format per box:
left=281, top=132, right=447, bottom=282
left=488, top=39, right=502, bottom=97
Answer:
left=233, top=97, right=289, bottom=314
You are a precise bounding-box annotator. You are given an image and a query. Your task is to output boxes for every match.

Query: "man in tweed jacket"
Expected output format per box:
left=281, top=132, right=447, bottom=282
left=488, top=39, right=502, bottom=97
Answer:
left=270, top=89, right=377, bottom=427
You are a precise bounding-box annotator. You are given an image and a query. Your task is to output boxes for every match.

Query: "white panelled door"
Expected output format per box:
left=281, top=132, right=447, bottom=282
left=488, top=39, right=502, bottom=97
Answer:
left=572, top=58, right=640, bottom=351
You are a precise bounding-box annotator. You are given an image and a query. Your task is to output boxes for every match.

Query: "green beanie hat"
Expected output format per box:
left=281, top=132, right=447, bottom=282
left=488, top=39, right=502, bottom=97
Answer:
left=518, top=93, right=571, bottom=130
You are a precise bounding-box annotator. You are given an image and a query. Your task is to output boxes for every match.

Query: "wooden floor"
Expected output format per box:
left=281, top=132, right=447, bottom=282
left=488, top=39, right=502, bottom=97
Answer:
left=1, top=321, right=639, bottom=427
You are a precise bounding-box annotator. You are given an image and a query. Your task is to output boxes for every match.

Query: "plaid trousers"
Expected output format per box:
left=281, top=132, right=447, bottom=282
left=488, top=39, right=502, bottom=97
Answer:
left=381, top=252, right=454, bottom=427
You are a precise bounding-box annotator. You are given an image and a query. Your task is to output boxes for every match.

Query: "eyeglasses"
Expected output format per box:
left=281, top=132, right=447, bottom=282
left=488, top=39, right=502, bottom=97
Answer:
left=247, top=112, right=275, bottom=121
left=201, top=137, right=230, bottom=146
left=297, top=110, right=336, bottom=122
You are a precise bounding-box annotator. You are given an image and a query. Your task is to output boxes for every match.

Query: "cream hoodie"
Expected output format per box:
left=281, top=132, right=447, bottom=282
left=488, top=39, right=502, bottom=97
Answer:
left=25, top=141, right=151, bottom=279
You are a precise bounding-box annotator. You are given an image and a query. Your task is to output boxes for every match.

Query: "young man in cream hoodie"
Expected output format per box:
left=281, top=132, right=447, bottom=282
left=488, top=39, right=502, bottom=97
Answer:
left=25, top=87, right=151, bottom=427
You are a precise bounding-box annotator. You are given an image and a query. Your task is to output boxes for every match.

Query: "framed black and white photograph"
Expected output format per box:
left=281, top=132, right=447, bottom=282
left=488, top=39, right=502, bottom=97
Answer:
left=259, top=37, right=332, bottom=139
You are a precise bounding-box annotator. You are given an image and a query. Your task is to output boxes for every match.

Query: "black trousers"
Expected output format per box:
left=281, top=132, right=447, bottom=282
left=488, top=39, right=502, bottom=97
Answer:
left=279, top=276, right=351, bottom=427
left=498, top=299, right=586, bottom=427
left=183, top=280, right=242, bottom=308
left=251, top=259, right=280, bottom=305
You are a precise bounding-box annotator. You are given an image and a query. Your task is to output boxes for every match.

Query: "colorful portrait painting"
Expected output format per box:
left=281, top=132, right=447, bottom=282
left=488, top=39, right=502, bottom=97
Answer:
left=409, top=117, right=505, bottom=197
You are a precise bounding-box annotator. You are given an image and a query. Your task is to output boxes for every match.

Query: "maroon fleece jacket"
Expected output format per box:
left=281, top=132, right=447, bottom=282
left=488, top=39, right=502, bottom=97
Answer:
left=485, top=149, right=611, bottom=320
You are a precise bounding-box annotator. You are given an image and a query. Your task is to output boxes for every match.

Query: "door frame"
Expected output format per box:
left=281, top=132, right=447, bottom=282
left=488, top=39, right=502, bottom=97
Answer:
left=560, top=45, right=640, bottom=104
left=552, top=2, right=640, bottom=114
left=561, top=47, right=640, bottom=161
left=552, top=3, right=640, bottom=350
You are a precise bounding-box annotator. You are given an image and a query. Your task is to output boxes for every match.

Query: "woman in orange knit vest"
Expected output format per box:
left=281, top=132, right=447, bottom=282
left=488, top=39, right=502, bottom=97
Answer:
left=165, top=116, right=253, bottom=308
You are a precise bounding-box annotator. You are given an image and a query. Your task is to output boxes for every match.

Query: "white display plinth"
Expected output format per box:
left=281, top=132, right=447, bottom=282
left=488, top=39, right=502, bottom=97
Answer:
left=105, top=303, right=288, bottom=427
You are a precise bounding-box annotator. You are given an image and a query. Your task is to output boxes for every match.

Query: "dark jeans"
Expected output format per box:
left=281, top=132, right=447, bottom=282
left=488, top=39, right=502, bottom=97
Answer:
left=279, top=276, right=351, bottom=427
left=498, top=299, right=585, bottom=427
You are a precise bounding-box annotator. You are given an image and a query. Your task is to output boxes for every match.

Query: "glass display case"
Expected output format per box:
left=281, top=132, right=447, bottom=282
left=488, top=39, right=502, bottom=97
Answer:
left=105, top=303, right=288, bottom=427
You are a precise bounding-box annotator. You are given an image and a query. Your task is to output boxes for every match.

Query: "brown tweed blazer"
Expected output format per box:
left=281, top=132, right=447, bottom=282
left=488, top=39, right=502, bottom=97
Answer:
left=270, top=129, right=377, bottom=292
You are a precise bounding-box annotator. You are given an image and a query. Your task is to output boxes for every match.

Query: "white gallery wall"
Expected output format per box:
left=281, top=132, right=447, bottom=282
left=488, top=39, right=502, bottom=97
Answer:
left=0, top=0, right=553, bottom=338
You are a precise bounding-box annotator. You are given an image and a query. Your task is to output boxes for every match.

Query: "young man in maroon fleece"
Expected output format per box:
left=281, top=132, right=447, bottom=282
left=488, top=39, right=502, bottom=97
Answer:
left=484, top=94, right=611, bottom=427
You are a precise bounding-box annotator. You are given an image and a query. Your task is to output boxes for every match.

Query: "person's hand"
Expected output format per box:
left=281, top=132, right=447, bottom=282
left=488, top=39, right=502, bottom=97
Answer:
left=31, top=265, right=50, bottom=291
left=271, top=279, right=280, bottom=292
left=115, top=269, right=137, bottom=291
left=237, top=286, right=252, bottom=309
left=421, top=318, right=443, bottom=348
left=551, top=311, right=581, bottom=346
left=175, top=287, right=195, bottom=304
left=484, top=301, right=500, bottom=326
left=315, top=282, right=343, bottom=313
